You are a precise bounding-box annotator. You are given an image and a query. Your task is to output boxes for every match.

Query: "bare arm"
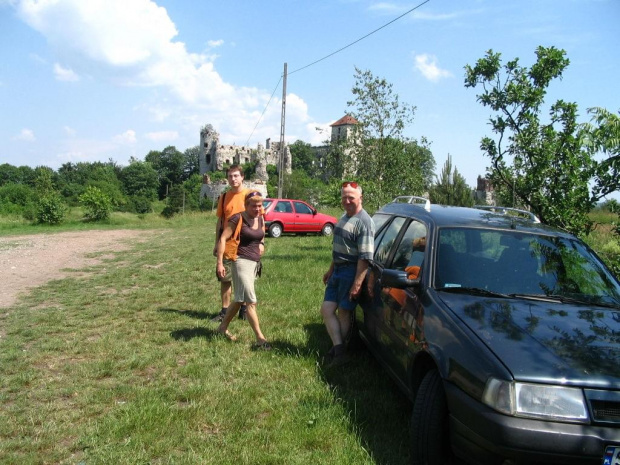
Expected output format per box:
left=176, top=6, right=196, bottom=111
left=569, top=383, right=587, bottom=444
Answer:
left=349, top=259, right=370, bottom=300
left=216, top=222, right=234, bottom=278
left=213, top=217, right=223, bottom=257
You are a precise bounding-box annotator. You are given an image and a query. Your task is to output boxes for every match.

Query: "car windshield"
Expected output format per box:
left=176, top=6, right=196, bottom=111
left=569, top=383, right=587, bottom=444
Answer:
left=435, top=228, right=620, bottom=307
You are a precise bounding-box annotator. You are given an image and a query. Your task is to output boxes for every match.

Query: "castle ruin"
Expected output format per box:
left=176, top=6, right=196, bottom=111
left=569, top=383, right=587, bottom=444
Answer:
left=199, top=124, right=292, bottom=200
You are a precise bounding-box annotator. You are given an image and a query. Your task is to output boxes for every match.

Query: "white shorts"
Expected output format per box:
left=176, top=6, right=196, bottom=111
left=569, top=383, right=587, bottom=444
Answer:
left=232, top=258, right=259, bottom=303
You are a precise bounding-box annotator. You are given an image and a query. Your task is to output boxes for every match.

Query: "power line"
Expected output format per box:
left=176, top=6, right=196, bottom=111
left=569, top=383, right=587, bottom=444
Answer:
left=245, top=75, right=282, bottom=146
left=288, top=0, right=430, bottom=76
left=245, top=0, right=430, bottom=145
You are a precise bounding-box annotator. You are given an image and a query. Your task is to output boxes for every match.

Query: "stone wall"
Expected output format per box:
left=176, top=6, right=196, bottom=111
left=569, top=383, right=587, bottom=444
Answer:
left=199, top=124, right=290, bottom=177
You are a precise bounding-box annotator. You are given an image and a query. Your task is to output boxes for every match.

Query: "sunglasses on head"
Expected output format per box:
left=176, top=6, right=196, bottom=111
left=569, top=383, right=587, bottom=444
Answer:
left=245, top=191, right=262, bottom=200
left=342, top=181, right=359, bottom=189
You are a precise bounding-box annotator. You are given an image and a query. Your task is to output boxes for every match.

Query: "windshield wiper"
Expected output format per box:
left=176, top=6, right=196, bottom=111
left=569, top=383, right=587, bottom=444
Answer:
left=437, top=287, right=510, bottom=299
left=510, top=293, right=620, bottom=309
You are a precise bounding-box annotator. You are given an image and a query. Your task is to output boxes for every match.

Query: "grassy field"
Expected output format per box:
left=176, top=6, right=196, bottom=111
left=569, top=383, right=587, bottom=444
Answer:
left=0, top=211, right=411, bottom=465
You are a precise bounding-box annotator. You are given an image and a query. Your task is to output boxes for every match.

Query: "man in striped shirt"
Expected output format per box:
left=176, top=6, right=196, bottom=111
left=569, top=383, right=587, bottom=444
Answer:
left=321, top=181, right=375, bottom=366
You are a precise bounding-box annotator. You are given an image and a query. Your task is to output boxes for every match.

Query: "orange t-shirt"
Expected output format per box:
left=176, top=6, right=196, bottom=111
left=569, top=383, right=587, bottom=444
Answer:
left=217, top=189, right=249, bottom=260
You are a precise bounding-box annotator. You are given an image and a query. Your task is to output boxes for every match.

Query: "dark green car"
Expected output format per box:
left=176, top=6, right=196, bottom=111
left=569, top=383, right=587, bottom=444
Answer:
left=357, top=198, right=620, bottom=465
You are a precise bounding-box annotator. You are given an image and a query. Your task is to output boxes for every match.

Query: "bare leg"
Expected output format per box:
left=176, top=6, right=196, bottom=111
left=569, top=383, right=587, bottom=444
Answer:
left=220, top=281, right=232, bottom=309
left=320, top=301, right=342, bottom=346
left=244, top=303, right=266, bottom=344
left=218, top=301, right=241, bottom=340
left=337, top=308, right=352, bottom=343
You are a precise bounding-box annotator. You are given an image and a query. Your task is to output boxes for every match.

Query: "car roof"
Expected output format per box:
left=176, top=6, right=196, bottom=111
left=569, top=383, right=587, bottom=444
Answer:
left=375, top=201, right=573, bottom=238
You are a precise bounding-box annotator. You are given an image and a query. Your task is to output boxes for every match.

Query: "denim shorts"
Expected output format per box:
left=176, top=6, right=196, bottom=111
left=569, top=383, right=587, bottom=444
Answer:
left=324, top=263, right=357, bottom=311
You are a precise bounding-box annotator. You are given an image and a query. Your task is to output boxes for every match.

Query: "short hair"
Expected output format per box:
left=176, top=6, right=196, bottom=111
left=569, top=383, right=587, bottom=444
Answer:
left=245, top=191, right=263, bottom=204
left=227, top=165, right=244, bottom=177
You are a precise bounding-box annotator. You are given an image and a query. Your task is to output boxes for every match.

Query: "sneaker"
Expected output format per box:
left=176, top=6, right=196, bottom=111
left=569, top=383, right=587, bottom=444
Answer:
left=210, top=310, right=226, bottom=322
left=238, top=305, right=247, bottom=320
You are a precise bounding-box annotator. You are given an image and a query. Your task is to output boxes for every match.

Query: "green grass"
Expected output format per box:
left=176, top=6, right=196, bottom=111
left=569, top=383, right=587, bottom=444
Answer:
left=0, top=212, right=411, bottom=464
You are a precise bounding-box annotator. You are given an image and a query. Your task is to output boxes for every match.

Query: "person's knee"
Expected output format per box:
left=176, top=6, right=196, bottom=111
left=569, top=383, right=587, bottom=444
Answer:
left=320, top=302, right=337, bottom=319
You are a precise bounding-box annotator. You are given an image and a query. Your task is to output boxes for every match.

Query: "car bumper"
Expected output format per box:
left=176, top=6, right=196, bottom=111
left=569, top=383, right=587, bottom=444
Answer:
left=445, top=381, right=620, bottom=464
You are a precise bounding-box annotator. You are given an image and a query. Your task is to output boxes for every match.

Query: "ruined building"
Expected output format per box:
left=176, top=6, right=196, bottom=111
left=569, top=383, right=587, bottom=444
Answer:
left=199, top=124, right=292, bottom=200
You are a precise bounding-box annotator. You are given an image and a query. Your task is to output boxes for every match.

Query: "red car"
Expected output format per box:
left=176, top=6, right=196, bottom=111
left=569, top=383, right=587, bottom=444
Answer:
left=262, top=198, right=338, bottom=238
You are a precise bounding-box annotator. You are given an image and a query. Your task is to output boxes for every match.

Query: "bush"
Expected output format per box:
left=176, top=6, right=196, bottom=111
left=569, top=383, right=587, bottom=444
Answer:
left=36, top=194, right=66, bottom=225
left=79, top=186, right=112, bottom=221
left=132, top=196, right=153, bottom=214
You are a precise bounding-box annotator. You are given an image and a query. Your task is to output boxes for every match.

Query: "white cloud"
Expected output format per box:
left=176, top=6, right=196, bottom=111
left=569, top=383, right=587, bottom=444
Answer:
left=53, top=63, right=80, bottom=81
left=145, top=130, right=178, bottom=142
left=14, top=0, right=321, bottom=149
left=207, top=39, right=224, bottom=48
left=64, top=126, right=77, bottom=136
left=414, top=53, right=452, bottom=82
left=14, top=128, right=35, bottom=141
left=113, top=129, right=137, bottom=144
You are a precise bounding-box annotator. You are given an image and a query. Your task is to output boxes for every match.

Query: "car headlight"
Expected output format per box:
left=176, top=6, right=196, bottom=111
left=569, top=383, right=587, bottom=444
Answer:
left=482, top=378, right=589, bottom=423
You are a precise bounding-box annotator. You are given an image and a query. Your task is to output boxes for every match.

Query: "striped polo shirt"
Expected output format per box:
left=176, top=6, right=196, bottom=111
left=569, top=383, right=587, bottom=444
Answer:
left=332, top=209, right=375, bottom=264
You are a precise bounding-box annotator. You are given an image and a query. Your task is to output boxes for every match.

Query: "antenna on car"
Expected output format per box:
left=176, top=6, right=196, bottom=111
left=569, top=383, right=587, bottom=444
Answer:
left=392, top=196, right=431, bottom=212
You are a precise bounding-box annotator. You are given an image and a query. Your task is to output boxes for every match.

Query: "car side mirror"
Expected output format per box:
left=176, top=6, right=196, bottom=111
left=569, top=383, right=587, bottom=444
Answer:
left=380, top=268, right=420, bottom=288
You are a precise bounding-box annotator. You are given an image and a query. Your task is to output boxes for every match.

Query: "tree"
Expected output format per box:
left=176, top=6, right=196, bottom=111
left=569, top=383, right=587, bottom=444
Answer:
left=464, top=46, right=618, bottom=236
left=429, top=155, right=474, bottom=206
left=145, top=146, right=186, bottom=199
left=290, top=140, right=319, bottom=177
left=344, top=67, right=434, bottom=207
left=183, top=145, right=201, bottom=179
left=119, top=160, right=159, bottom=200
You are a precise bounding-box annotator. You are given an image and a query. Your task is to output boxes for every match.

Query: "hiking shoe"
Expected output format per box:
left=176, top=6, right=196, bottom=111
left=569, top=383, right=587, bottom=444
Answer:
left=238, top=305, right=247, bottom=320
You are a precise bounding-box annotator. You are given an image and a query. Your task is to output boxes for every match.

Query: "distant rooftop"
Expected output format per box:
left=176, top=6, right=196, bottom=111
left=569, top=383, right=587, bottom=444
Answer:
left=330, top=115, right=359, bottom=127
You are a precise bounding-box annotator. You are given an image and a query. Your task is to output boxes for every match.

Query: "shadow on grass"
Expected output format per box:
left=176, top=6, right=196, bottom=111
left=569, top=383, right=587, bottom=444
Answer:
left=169, top=327, right=218, bottom=341
left=303, top=321, right=412, bottom=465
left=158, top=307, right=211, bottom=320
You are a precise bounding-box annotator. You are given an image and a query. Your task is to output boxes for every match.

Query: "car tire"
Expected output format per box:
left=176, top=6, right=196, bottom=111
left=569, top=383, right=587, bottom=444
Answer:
left=411, top=369, right=452, bottom=465
left=269, top=223, right=283, bottom=238
left=321, top=223, right=334, bottom=236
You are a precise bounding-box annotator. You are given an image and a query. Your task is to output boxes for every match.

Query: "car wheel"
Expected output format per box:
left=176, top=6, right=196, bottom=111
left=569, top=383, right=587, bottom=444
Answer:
left=321, top=223, right=334, bottom=236
left=269, top=223, right=283, bottom=238
left=411, top=369, right=453, bottom=465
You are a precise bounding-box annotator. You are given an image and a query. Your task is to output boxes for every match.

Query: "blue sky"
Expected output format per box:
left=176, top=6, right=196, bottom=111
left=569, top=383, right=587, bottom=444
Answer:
left=1, top=0, right=619, bottom=192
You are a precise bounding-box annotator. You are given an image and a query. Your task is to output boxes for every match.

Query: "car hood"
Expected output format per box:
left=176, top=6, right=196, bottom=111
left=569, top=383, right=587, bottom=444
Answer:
left=438, top=292, right=620, bottom=388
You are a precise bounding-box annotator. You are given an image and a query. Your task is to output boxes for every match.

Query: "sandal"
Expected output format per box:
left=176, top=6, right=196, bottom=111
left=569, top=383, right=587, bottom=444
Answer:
left=218, top=329, right=237, bottom=341
left=253, top=341, right=272, bottom=351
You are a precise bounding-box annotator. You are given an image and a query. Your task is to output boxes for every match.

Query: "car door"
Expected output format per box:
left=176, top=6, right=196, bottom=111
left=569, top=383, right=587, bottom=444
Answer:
left=272, top=200, right=295, bottom=232
left=292, top=200, right=317, bottom=233
left=360, top=217, right=428, bottom=381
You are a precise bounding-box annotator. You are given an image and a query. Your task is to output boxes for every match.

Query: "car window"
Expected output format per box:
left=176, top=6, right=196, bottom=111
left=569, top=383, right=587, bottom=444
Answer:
left=373, top=217, right=406, bottom=266
left=391, top=220, right=428, bottom=271
left=274, top=201, right=293, bottom=213
left=435, top=228, right=620, bottom=303
left=372, top=213, right=392, bottom=233
left=262, top=200, right=273, bottom=210
left=293, top=201, right=313, bottom=215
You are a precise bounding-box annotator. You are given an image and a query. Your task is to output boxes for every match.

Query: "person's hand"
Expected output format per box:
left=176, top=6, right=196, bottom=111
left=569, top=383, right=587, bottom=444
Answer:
left=259, top=243, right=265, bottom=257
left=322, top=270, right=332, bottom=285
left=349, top=282, right=362, bottom=301
left=216, top=263, right=226, bottom=279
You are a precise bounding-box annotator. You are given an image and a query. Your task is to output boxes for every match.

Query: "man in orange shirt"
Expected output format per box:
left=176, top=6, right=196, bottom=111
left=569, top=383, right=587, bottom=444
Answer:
left=212, top=165, right=250, bottom=321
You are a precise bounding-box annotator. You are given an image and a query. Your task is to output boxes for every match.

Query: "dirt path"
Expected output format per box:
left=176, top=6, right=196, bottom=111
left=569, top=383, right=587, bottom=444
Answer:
left=0, top=230, right=154, bottom=308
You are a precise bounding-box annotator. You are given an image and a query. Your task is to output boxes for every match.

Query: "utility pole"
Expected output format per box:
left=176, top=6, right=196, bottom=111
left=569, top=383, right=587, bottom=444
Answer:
left=277, top=63, right=287, bottom=199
